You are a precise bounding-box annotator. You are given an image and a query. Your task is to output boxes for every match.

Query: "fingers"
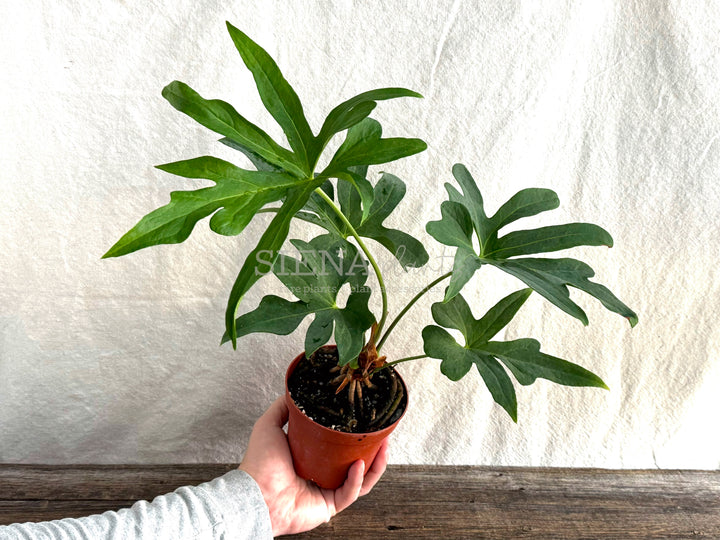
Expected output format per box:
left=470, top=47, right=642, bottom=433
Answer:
left=257, top=396, right=289, bottom=429
left=333, top=460, right=365, bottom=514
left=360, top=439, right=389, bottom=496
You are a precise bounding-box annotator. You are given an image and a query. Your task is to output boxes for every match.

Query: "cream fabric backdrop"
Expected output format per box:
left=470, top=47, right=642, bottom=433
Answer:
left=1, top=0, right=718, bottom=468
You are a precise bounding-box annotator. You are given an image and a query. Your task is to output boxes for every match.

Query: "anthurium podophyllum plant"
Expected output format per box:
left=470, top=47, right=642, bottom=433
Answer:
left=104, top=22, right=637, bottom=423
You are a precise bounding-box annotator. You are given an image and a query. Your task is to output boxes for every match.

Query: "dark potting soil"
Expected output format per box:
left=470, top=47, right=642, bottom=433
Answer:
left=287, top=346, right=407, bottom=433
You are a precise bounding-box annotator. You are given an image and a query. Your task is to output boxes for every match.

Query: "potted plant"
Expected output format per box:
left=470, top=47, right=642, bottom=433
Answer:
left=103, top=22, right=638, bottom=489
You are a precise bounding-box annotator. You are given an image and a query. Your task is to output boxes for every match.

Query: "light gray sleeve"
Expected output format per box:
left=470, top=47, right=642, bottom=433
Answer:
left=0, top=469, right=273, bottom=540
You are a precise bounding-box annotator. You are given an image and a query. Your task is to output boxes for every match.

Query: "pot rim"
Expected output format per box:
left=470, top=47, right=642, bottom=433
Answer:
left=285, top=345, right=408, bottom=436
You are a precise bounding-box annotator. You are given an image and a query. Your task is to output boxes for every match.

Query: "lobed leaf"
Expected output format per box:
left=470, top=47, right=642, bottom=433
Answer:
left=423, top=289, right=606, bottom=421
left=102, top=157, right=301, bottom=258
left=161, top=81, right=305, bottom=177
left=226, top=22, right=314, bottom=172
left=270, top=236, right=375, bottom=363
left=314, top=87, right=423, bottom=158
left=324, top=118, right=426, bottom=173
left=428, top=163, right=638, bottom=327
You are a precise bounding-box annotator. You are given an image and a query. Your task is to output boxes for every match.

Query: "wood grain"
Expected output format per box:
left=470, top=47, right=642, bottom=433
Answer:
left=1, top=465, right=718, bottom=539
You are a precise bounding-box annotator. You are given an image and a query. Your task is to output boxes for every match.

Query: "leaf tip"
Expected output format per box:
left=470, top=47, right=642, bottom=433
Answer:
left=627, top=314, right=639, bottom=328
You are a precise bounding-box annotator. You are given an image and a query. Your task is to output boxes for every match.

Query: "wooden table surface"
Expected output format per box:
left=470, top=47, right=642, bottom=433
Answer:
left=1, top=464, right=718, bottom=539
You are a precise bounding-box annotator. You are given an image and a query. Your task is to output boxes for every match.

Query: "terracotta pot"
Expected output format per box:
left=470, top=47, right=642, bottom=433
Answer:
left=284, top=347, right=407, bottom=489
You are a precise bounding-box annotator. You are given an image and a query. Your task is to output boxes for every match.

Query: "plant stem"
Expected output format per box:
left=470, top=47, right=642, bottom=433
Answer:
left=376, top=271, right=452, bottom=351
left=313, top=187, right=389, bottom=334
left=372, top=354, right=429, bottom=374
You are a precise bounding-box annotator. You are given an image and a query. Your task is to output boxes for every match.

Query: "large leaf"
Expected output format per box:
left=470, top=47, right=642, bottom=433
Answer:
left=102, top=157, right=302, bottom=258
left=161, top=81, right=305, bottom=178
left=226, top=22, right=314, bottom=172
left=314, top=87, right=423, bottom=159
left=323, top=118, right=426, bottom=173
left=423, top=289, right=607, bottom=421
left=225, top=178, right=325, bottom=347
left=427, top=163, right=638, bottom=326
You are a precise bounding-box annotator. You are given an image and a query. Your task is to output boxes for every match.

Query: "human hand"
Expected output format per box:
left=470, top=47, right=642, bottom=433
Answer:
left=239, top=396, right=389, bottom=537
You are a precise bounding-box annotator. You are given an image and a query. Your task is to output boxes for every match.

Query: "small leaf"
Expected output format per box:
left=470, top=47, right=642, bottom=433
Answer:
left=218, top=137, right=284, bottom=173
left=470, top=288, right=533, bottom=345
left=271, top=236, right=375, bottom=363
left=426, top=201, right=474, bottom=250
left=334, top=170, right=375, bottom=224
left=483, top=339, right=609, bottom=389
left=355, top=173, right=429, bottom=270
left=443, top=247, right=483, bottom=302
left=314, top=87, right=423, bottom=157
left=484, top=223, right=613, bottom=259
left=447, top=164, right=492, bottom=248
left=161, top=81, right=305, bottom=177
left=226, top=22, right=314, bottom=171
left=220, top=295, right=314, bottom=344
left=422, top=324, right=517, bottom=421
left=324, top=118, right=426, bottom=172
left=489, top=188, right=559, bottom=233
left=474, top=356, right=518, bottom=422
left=422, top=325, right=474, bottom=381
left=423, top=289, right=606, bottom=421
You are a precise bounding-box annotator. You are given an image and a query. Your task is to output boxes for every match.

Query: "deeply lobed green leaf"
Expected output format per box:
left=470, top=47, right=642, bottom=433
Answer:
left=423, top=289, right=608, bottom=421
left=427, top=164, right=638, bottom=326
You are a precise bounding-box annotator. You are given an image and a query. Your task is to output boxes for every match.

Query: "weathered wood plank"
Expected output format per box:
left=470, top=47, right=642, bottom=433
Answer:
left=1, top=465, right=718, bottom=539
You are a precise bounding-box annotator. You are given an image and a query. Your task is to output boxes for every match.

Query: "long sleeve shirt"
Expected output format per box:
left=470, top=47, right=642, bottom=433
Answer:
left=0, top=469, right=273, bottom=539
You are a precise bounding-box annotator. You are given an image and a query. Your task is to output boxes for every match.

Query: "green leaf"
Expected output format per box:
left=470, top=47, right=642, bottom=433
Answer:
left=314, top=87, right=423, bottom=158
left=334, top=170, right=375, bottom=224
left=220, top=295, right=314, bottom=344
left=225, top=179, right=324, bottom=347
left=443, top=247, right=483, bottom=301
left=446, top=164, right=492, bottom=248
left=324, top=118, right=426, bottom=173
left=489, top=257, right=638, bottom=327
left=102, top=157, right=302, bottom=258
left=421, top=325, right=517, bottom=421
left=423, top=289, right=605, bottom=421
left=161, top=81, right=305, bottom=178
left=484, top=223, right=613, bottom=259
left=226, top=22, right=314, bottom=172
left=488, top=188, right=559, bottom=233
left=302, top=173, right=429, bottom=270
left=271, top=236, right=375, bottom=363
left=426, top=201, right=475, bottom=250
left=218, top=137, right=284, bottom=173
left=483, top=339, right=609, bottom=389
left=428, top=163, right=637, bottom=327
left=431, top=289, right=532, bottom=346
left=355, top=173, right=429, bottom=270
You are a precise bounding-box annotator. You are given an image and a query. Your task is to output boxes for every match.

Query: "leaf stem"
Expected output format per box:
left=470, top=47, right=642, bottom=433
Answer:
left=376, top=271, right=452, bottom=351
left=373, top=354, right=428, bottom=374
left=313, top=187, right=389, bottom=334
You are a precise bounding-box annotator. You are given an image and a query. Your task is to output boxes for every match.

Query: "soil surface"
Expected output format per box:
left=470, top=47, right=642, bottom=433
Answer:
left=288, top=346, right=407, bottom=433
